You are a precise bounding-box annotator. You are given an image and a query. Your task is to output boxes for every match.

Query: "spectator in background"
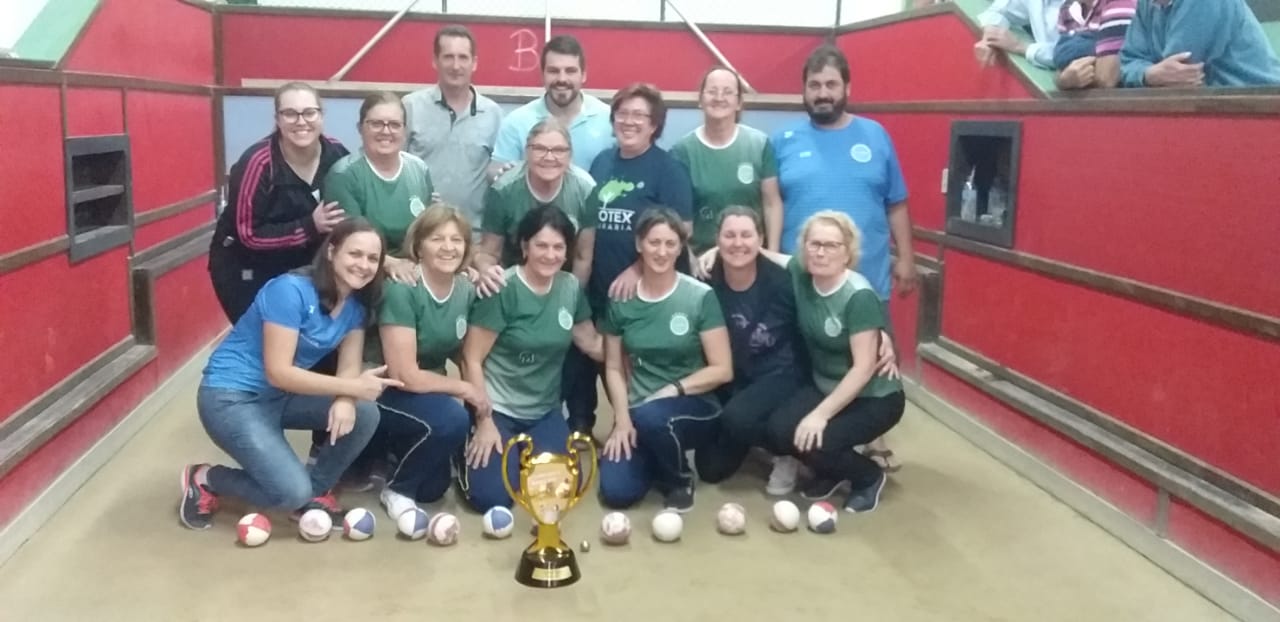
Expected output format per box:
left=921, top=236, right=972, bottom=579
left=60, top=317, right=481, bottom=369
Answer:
left=975, top=0, right=1066, bottom=70
left=402, top=25, right=502, bottom=235
left=493, top=35, right=614, bottom=171
left=1052, top=0, right=1137, bottom=90
left=1120, top=0, right=1280, bottom=88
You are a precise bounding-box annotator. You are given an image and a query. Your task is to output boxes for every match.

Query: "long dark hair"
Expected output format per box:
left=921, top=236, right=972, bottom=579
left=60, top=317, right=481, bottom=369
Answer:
left=308, top=218, right=386, bottom=322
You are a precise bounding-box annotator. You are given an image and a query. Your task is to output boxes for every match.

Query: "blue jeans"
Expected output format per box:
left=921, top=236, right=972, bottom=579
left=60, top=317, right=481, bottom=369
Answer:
left=459, top=410, right=570, bottom=512
left=376, top=388, right=471, bottom=503
left=197, top=387, right=380, bottom=510
left=598, top=396, right=719, bottom=508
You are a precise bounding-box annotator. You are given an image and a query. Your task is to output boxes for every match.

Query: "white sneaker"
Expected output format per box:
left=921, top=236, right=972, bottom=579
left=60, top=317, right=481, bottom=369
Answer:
left=766, top=456, right=801, bottom=496
left=380, top=488, right=418, bottom=521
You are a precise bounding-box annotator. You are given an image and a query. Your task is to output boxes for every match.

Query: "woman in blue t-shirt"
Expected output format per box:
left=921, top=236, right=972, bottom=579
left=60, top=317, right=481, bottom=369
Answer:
left=179, top=218, right=401, bottom=531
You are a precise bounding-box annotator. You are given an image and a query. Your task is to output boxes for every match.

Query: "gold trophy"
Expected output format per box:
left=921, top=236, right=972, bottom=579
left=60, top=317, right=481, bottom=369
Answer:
left=501, top=431, right=597, bottom=588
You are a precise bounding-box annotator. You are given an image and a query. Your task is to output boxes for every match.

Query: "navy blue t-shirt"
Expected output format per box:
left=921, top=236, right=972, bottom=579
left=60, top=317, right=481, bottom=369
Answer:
left=710, top=256, right=806, bottom=389
left=586, top=146, right=693, bottom=310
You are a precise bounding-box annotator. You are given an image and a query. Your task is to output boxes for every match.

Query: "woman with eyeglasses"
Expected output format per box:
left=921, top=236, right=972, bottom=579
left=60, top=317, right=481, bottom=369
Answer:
left=670, top=67, right=783, bottom=255
left=323, top=91, right=436, bottom=285
left=473, top=119, right=596, bottom=296
left=209, top=81, right=350, bottom=324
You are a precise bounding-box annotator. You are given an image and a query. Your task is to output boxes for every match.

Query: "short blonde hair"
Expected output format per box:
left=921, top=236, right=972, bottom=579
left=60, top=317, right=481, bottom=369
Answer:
left=796, top=210, right=861, bottom=271
left=403, top=202, right=473, bottom=272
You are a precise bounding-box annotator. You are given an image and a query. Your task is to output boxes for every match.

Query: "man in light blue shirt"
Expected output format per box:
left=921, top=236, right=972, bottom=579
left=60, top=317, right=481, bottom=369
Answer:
left=773, top=45, right=919, bottom=303
left=493, top=35, right=614, bottom=171
left=976, top=0, right=1066, bottom=69
left=1120, top=0, right=1280, bottom=88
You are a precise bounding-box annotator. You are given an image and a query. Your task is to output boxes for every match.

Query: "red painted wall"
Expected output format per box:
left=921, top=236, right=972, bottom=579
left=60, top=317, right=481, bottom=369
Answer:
left=63, top=0, right=213, bottom=84
left=127, top=92, right=215, bottom=214
left=0, top=86, right=64, bottom=255
left=134, top=204, right=214, bottom=253
left=1168, top=500, right=1280, bottom=606
left=219, top=13, right=822, bottom=92
left=65, top=88, right=125, bottom=137
left=153, top=260, right=223, bottom=377
left=838, top=16, right=1034, bottom=101
left=0, top=250, right=133, bottom=421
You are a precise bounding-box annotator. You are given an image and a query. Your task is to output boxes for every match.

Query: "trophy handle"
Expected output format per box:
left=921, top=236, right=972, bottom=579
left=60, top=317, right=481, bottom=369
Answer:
left=501, top=433, right=535, bottom=515
left=563, top=432, right=598, bottom=513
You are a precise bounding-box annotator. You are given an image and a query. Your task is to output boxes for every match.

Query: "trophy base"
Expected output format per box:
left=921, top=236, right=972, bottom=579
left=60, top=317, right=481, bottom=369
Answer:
left=515, top=543, right=580, bottom=588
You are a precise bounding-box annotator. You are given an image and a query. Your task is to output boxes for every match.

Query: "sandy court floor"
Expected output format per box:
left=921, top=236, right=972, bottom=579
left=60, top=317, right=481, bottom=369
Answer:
left=0, top=378, right=1235, bottom=622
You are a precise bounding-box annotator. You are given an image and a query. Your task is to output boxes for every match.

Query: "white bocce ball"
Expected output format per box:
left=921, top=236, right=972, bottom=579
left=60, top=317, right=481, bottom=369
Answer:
left=342, top=508, right=376, bottom=541
left=716, top=502, right=747, bottom=535
left=397, top=507, right=429, bottom=540
left=770, top=500, right=801, bottom=532
left=651, top=510, right=683, bottom=543
left=600, top=511, right=632, bottom=545
left=298, top=509, right=332, bottom=542
left=428, top=512, right=460, bottom=546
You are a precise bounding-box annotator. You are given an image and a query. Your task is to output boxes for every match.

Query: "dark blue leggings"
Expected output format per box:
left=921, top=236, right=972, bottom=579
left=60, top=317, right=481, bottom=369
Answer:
left=598, top=396, right=719, bottom=508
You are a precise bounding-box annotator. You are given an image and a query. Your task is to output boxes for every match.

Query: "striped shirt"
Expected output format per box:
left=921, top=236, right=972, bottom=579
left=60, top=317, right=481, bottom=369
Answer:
left=1057, top=0, right=1137, bottom=56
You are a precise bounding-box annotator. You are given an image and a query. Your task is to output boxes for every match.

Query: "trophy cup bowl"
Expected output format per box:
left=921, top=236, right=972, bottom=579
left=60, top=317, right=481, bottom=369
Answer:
left=501, top=431, right=597, bottom=588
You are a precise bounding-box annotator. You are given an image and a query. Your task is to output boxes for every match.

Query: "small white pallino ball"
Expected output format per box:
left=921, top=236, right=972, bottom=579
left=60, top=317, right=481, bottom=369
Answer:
left=397, top=507, right=429, bottom=540
left=600, top=511, right=631, bottom=545
left=807, top=501, right=838, bottom=534
left=298, top=509, right=333, bottom=542
left=651, top=510, right=683, bottom=543
left=482, top=507, right=515, bottom=539
left=342, top=508, right=376, bottom=541
left=428, top=512, right=460, bottom=546
left=770, top=500, right=801, bottom=532
left=237, top=513, right=271, bottom=547
left=716, top=502, right=747, bottom=535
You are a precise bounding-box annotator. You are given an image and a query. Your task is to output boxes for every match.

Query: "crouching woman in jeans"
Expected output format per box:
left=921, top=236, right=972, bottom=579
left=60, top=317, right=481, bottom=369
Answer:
left=598, top=208, right=733, bottom=513
left=179, top=218, right=401, bottom=530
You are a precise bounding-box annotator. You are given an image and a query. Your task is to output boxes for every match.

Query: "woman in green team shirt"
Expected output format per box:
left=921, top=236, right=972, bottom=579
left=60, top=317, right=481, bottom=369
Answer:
left=370, top=204, right=489, bottom=521
left=762, top=211, right=906, bottom=514
left=458, top=205, right=603, bottom=511
left=670, top=67, right=783, bottom=254
left=473, top=119, right=597, bottom=295
left=598, top=208, right=733, bottom=513
left=324, top=91, right=436, bottom=285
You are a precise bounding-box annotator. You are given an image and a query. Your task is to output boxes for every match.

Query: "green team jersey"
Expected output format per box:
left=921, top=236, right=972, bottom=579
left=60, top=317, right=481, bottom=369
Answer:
left=369, top=272, right=476, bottom=374
left=481, top=163, right=598, bottom=267
left=788, top=258, right=901, bottom=398
left=669, top=125, right=777, bottom=253
left=470, top=267, right=590, bottom=419
left=599, top=274, right=725, bottom=406
left=323, top=152, right=435, bottom=254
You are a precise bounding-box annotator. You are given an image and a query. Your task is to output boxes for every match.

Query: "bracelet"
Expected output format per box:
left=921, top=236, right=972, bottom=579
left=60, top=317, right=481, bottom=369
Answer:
left=675, top=380, right=686, bottom=396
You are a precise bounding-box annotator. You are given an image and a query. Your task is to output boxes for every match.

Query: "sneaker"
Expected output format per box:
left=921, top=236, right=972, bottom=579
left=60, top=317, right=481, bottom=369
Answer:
left=800, top=477, right=848, bottom=501
left=178, top=464, right=219, bottom=530
left=380, top=487, right=418, bottom=521
left=844, top=471, right=887, bottom=514
left=290, top=490, right=344, bottom=528
left=765, top=456, right=801, bottom=496
left=662, top=485, right=695, bottom=513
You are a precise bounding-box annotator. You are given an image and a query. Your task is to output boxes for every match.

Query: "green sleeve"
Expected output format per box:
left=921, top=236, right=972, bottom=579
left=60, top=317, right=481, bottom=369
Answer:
left=422, top=165, right=435, bottom=199
left=481, top=186, right=506, bottom=235
left=597, top=300, right=620, bottom=335
left=844, top=288, right=886, bottom=335
left=323, top=165, right=363, bottom=217
left=669, top=139, right=690, bottom=167
left=761, top=137, right=779, bottom=179
left=697, top=288, right=726, bottom=331
left=573, top=288, right=591, bottom=323
left=378, top=281, right=418, bottom=328
left=469, top=287, right=507, bottom=333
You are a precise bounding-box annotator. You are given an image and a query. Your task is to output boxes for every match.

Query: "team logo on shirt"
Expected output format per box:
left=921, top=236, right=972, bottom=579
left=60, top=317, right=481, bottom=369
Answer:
left=409, top=196, right=427, bottom=216
left=698, top=206, right=714, bottom=222
left=669, top=312, right=690, bottom=336
left=455, top=316, right=467, bottom=340
left=558, top=307, right=573, bottom=330
left=519, top=351, right=537, bottom=365
left=824, top=316, right=843, bottom=337
left=736, top=163, right=754, bottom=185
left=850, top=144, right=872, bottom=163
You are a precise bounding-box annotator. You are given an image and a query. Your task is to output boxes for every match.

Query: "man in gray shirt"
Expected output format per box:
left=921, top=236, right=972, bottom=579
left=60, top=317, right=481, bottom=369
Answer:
left=403, top=25, right=503, bottom=232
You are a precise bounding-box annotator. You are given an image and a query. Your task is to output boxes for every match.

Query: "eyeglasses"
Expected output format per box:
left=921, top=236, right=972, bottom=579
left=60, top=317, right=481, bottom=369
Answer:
left=614, top=111, right=651, bottom=123
left=364, top=119, right=404, bottom=132
left=527, top=144, right=571, bottom=159
left=805, top=240, right=846, bottom=253
left=278, top=107, right=322, bottom=123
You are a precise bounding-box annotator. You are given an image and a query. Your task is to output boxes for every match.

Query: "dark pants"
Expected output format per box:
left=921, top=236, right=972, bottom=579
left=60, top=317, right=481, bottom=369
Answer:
left=561, top=343, right=600, bottom=434
left=375, top=388, right=471, bottom=503
left=598, top=396, right=719, bottom=508
left=766, top=388, right=905, bottom=489
left=696, top=372, right=803, bottom=483
left=458, top=410, right=571, bottom=512
left=208, top=255, right=283, bottom=325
